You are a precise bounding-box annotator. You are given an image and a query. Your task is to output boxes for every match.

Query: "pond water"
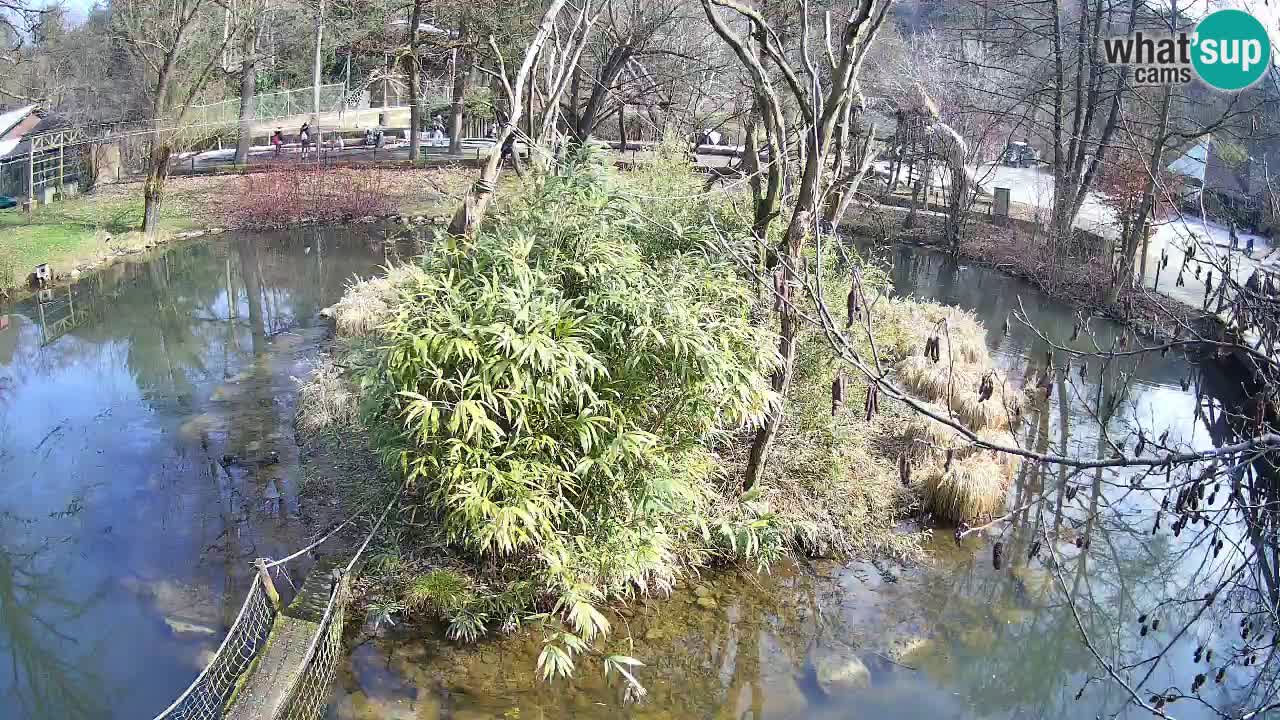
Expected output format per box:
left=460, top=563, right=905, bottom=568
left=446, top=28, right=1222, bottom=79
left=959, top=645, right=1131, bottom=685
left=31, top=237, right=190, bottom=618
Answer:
left=323, top=242, right=1257, bottom=720
left=0, top=234, right=1257, bottom=720
left=0, top=227, right=410, bottom=719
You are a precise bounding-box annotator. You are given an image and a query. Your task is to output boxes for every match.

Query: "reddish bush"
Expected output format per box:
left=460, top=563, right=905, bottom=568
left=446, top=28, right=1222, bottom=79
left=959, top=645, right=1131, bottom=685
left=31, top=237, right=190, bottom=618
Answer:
left=1097, top=150, right=1182, bottom=231
left=231, top=160, right=397, bottom=228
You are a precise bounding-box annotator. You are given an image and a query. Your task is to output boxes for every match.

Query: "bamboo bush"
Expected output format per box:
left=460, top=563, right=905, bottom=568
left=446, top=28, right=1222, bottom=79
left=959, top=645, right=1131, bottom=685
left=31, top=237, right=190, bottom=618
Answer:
left=359, top=152, right=781, bottom=677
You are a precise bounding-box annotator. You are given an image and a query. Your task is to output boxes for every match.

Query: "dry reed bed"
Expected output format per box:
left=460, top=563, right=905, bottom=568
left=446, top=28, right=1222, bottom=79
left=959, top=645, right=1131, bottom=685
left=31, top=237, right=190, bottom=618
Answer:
left=887, top=302, right=1028, bottom=523
left=324, top=263, right=427, bottom=337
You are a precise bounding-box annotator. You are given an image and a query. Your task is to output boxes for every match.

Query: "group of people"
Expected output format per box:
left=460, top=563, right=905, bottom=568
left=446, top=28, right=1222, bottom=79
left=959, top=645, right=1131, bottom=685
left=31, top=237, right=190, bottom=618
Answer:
left=269, top=121, right=318, bottom=156
left=258, top=113, right=532, bottom=167
left=1227, top=221, right=1258, bottom=256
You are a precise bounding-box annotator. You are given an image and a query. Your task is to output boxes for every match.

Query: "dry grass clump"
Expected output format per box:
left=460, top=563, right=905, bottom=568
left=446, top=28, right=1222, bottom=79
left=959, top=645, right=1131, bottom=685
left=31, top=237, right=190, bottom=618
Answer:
left=880, top=301, right=990, bottom=366
left=897, top=355, right=1022, bottom=432
left=296, top=354, right=362, bottom=434
left=326, top=263, right=426, bottom=337
left=917, top=453, right=1008, bottom=523
left=887, top=303, right=1028, bottom=524
left=902, top=412, right=1022, bottom=474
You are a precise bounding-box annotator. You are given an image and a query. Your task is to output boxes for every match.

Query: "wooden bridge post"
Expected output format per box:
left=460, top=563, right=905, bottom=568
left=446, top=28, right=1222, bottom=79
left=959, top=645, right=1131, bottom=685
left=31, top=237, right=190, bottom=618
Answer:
left=255, top=558, right=282, bottom=610
left=27, top=145, right=35, bottom=207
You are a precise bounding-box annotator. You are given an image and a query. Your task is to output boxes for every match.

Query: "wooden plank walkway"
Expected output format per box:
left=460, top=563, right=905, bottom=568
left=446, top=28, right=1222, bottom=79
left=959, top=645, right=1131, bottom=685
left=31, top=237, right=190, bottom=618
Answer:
left=224, top=559, right=341, bottom=720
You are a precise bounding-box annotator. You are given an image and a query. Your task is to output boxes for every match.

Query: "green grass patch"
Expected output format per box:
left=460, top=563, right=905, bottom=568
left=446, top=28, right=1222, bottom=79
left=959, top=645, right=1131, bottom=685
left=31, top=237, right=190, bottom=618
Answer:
left=0, top=189, right=201, bottom=285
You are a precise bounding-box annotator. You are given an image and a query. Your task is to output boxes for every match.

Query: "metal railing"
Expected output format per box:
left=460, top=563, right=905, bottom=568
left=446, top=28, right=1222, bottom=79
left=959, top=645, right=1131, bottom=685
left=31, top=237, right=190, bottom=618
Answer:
left=150, top=484, right=401, bottom=720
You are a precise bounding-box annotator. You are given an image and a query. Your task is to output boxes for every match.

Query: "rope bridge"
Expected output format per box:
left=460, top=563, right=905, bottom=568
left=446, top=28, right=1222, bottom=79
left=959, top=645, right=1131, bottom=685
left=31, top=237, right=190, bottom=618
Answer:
left=151, top=492, right=397, bottom=720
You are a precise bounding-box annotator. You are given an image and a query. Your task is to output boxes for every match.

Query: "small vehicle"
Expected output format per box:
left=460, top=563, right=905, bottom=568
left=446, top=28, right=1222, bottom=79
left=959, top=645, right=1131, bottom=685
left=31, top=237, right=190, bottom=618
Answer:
left=1002, top=141, right=1040, bottom=168
left=0, top=196, right=16, bottom=210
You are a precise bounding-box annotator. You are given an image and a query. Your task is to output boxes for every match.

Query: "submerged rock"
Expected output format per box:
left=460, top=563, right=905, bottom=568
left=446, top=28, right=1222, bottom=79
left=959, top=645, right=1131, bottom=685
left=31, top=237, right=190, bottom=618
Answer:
left=333, top=690, right=438, bottom=720
left=811, top=642, right=871, bottom=695
left=165, top=617, right=217, bottom=636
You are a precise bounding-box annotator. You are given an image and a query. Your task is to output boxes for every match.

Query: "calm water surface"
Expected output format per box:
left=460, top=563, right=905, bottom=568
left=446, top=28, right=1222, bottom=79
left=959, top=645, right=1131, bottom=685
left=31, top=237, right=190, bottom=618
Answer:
left=323, top=243, right=1255, bottom=720
left=0, top=227, right=408, bottom=719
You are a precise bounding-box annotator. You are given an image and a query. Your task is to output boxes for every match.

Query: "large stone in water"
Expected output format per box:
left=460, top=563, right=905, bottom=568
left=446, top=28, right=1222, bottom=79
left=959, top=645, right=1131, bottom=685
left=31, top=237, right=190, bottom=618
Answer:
left=811, top=641, right=870, bottom=695
left=333, top=691, right=439, bottom=720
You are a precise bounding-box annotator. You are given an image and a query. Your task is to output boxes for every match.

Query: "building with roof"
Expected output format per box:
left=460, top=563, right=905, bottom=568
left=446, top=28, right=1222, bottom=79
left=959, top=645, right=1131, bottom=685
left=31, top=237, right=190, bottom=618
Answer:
left=1168, top=135, right=1279, bottom=231
left=0, top=104, right=83, bottom=203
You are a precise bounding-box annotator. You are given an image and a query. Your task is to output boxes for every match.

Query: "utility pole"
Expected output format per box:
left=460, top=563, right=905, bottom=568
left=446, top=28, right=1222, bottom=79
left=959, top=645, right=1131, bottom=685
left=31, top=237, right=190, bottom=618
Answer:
left=312, top=0, right=325, bottom=119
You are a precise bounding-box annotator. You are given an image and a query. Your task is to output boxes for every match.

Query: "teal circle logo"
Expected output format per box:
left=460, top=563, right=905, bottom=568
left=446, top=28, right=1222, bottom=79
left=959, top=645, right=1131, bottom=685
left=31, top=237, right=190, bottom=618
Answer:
left=1192, top=9, right=1270, bottom=91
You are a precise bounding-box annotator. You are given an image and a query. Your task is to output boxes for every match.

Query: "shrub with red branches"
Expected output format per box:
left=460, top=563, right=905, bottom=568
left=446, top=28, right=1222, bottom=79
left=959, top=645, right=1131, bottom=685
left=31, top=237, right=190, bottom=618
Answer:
left=1097, top=150, right=1182, bottom=236
left=231, top=160, right=397, bottom=228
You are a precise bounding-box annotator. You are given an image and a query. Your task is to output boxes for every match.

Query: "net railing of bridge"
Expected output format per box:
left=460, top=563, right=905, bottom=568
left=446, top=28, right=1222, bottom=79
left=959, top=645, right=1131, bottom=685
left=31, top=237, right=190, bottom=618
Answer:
left=274, top=571, right=353, bottom=720
left=184, top=84, right=351, bottom=128
left=150, top=483, right=400, bottom=720
left=272, top=491, right=392, bottom=720
left=150, top=574, right=278, bottom=720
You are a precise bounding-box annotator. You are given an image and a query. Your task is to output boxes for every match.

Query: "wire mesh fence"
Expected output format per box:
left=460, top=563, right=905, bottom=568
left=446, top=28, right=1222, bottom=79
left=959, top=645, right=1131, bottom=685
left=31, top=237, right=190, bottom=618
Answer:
left=185, top=85, right=350, bottom=128
left=151, top=575, right=278, bottom=720
left=274, top=574, right=351, bottom=720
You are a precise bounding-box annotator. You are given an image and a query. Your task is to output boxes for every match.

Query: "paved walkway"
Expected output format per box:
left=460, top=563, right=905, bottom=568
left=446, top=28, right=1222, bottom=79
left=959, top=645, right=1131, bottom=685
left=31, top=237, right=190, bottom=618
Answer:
left=960, top=163, right=1275, bottom=313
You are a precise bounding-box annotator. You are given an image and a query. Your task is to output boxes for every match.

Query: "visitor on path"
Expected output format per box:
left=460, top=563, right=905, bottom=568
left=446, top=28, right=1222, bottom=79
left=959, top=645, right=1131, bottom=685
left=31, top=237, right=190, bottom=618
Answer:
left=299, top=122, right=312, bottom=153
left=430, top=114, right=446, bottom=147
left=1247, top=234, right=1256, bottom=255
left=1229, top=221, right=1240, bottom=250
left=499, top=129, right=524, bottom=177
left=500, top=131, right=517, bottom=164
left=271, top=130, right=284, bottom=157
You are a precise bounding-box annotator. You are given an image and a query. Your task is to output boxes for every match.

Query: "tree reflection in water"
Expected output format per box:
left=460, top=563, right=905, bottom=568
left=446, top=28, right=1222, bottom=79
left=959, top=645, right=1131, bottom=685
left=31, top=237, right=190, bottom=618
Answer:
left=0, top=510, right=107, bottom=719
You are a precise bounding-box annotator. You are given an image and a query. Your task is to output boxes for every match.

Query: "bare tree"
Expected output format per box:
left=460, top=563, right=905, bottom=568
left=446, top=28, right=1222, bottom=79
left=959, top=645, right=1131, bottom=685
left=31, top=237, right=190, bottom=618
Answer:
left=113, top=0, right=241, bottom=235
left=447, top=0, right=584, bottom=237
left=561, top=0, right=684, bottom=141
left=703, top=0, right=890, bottom=489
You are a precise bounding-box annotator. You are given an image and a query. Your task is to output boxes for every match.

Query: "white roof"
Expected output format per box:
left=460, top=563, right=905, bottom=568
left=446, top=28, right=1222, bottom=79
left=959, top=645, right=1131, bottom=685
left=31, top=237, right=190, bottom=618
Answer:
left=1168, top=137, right=1209, bottom=183
left=0, top=104, right=36, bottom=138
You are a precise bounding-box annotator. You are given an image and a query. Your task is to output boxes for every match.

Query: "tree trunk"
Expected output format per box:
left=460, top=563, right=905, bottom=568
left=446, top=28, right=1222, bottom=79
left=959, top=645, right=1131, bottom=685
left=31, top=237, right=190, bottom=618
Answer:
left=234, top=43, right=257, bottom=165
left=1122, top=85, right=1172, bottom=295
left=743, top=308, right=796, bottom=490
left=449, top=46, right=469, bottom=154
left=572, top=47, right=630, bottom=140
left=312, top=0, right=325, bottom=119
left=448, top=0, right=569, bottom=237
left=406, top=0, right=424, bottom=162
left=142, top=141, right=172, bottom=237
left=745, top=134, right=827, bottom=490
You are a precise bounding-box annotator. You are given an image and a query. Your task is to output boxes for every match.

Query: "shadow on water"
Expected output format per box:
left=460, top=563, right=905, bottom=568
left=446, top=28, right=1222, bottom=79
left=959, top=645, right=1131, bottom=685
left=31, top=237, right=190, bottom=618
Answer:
left=0, top=225, right=416, bottom=719
left=325, top=243, right=1255, bottom=720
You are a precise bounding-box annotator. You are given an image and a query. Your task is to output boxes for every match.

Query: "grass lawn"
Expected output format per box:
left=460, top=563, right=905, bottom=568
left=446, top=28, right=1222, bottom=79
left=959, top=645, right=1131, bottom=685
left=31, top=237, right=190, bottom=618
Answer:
left=0, top=166, right=466, bottom=293
left=0, top=185, right=203, bottom=288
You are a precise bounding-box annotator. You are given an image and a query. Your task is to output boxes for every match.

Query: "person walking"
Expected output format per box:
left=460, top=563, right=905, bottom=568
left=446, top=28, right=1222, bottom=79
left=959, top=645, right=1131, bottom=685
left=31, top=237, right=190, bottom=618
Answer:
left=430, top=114, right=446, bottom=147
left=271, top=129, right=284, bottom=157
left=299, top=122, right=312, bottom=154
